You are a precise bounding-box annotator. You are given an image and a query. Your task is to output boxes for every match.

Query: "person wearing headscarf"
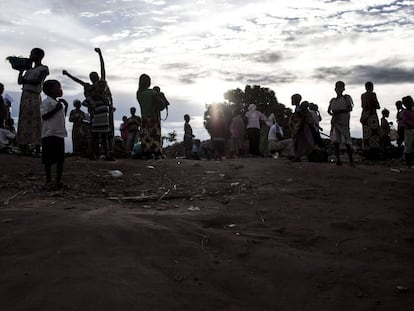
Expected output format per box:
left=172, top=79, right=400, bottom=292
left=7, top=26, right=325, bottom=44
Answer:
left=136, top=74, right=169, bottom=159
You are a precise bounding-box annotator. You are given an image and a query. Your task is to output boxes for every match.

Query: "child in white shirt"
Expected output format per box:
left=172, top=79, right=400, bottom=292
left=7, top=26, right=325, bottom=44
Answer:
left=40, top=80, right=68, bottom=189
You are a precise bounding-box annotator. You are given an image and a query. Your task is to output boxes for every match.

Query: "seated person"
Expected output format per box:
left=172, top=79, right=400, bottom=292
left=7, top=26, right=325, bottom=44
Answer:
left=0, top=127, right=15, bottom=152
left=268, top=122, right=293, bottom=157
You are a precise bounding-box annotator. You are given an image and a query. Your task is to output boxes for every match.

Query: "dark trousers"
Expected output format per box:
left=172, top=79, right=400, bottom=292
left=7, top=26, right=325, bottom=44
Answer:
left=247, top=128, right=261, bottom=155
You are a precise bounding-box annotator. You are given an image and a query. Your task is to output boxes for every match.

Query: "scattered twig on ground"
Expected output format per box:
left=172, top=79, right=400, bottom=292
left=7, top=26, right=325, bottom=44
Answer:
left=4, top=190, right=25, bottom=205
left=336, top=237, right=356, bottom=247
left=159, top=189, right=171, bottom=201
left=237, top=232, right=282, bottom=241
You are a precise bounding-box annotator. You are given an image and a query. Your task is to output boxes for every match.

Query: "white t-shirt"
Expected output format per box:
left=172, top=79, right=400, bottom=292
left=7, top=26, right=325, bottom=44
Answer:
left=40, top=96, right=67, bottom=138
left=268, top=123, right=284, bottom=141
left=245, top=110, right=263, bottom=129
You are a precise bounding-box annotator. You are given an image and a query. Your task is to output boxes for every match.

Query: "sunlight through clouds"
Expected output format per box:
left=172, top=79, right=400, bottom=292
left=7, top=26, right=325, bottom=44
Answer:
left=0, top=0, right=413, bottom=142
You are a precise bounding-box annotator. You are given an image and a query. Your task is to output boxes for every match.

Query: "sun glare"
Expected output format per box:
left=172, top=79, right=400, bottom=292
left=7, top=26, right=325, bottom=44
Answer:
left=188, top=79, right=229, bottom=105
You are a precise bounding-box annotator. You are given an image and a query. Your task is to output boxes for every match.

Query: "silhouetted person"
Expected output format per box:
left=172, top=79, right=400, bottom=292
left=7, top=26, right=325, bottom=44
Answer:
left=63, top=48, right=115, bottom=149
left=401, top=96, right=414, bottom=167
left=360, top=81, right=380, bottom=159
left=69, top=99, right=87, bottom=154
left=210, top=110, right=227, bottom=160
left=395, top=100, right=404, bottom=147
left=245, top=104, right=263, bottom=156
left=0, top=83, right=7, bottom=129
left=229, top=109, right=245, bottom=157
left=16, top=48, right=49, bottom=155
left=85, top=80, right=113, bottom=161
left=309, top=102, right=324, bottom=148
left=126, top=107, right=141, bottom=153
left=291, top=93, right=302, bottom=112
left=41, top=80, right=68, bottom=190
left=136, top=74, right=169, bottom=159
left=328, top=81, right=354, bottom=166
left=380, top=108, right=391, bottom=150
left=183, top=114, right=193, bottom=159
left=289, top=101, right=315, bottom=162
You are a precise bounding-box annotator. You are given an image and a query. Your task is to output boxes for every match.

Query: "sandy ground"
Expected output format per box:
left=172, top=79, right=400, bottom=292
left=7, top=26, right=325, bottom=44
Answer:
left=0, top=154, right=413, bottom=311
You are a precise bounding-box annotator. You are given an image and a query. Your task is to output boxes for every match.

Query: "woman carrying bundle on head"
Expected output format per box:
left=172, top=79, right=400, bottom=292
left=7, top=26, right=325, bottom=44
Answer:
left=14, top=48, right=49, bottom=156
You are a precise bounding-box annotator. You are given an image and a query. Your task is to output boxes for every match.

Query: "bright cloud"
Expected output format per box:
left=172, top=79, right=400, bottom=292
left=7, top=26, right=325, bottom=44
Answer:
left=0, top=0, right=413, bottom=143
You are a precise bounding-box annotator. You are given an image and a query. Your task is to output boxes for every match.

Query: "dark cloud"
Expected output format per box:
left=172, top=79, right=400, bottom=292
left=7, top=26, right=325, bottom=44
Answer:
left=161, top=62, right=194, bottom=70
left=0, top=19, right=16, bottom=26
left=220, top=71, right=297, bottom=85
left=324, top=0, right=349, bottom=3
left=253, top=52, right=283, bottom=63
left=313, top=64, right=414, bottom=85
left=178, top=72, right=212, bottom=84
left=212, top=51, right=283, bottom=64
left=226, top=25, right=244, bottom=33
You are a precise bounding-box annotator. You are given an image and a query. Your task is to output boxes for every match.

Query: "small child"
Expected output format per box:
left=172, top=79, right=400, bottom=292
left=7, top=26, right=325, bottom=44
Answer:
left=69, top=99, right=87, bottom=154
left=41, top=80, right=68, bottom=190
left=183, top=114, right=193, bottom=159
left=126, top=107, right=141, bottom=152
left=380, top=108, right=391, bottom=149
left=120, top=115, right=129, bottom=147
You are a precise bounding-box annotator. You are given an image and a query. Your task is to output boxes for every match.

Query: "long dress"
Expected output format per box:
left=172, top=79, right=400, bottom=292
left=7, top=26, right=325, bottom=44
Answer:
left=136, top=89, right=162, bottom=156
left=360, top=91, right=380, bottom=151
left=69, top=108, right=86, bottom=153
left=16, top=65, right=49, bottom=146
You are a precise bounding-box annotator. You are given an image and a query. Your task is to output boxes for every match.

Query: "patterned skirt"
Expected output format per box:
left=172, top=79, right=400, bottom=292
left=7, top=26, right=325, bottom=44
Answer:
left=16, top=91, right=42, bottom=146
left=330, top=123, right=352, bottom=145
left=141, top=117, right=162, bottom=155
left=361, top=111, right=380, bottom=150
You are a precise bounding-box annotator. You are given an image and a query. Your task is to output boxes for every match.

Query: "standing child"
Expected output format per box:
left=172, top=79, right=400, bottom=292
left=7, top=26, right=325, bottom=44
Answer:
left=328, top=81, right=354, bottom=166
left=183, top=114, right=193, bottom=159
left=380, top=108, right=391, bottom=150
left=69, top=99, right=86, bottom=154
left=395, top=100, right=404, bottom=148
left=120, top=115, right=129, bottom=148
left=126, top=107, right=141, bottom=153
left=41, top=80, right=68, bottom=190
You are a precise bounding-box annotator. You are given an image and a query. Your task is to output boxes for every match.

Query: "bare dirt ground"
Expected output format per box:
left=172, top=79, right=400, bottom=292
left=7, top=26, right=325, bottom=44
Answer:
left=0, top=154, right=413, bottom=311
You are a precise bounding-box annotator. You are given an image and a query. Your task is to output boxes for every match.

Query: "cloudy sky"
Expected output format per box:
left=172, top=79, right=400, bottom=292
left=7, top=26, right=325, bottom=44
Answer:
left=1, top=0, right=414, bottom=147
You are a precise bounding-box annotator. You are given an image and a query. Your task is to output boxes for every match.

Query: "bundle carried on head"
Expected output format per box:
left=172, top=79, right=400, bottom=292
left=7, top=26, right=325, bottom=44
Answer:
left=6, top=56, right=31, bottom=71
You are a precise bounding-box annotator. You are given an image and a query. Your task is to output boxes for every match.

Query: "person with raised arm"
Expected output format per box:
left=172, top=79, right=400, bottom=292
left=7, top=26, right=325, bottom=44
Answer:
left=62, top=48, right=115, bottom=149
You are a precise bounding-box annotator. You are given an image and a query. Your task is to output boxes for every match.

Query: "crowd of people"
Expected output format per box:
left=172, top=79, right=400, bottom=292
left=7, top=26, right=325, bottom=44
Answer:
left=185, top=81, right=414, bottom=168
left=1, top=47, right=413, bottom=189
left=1, top=47, right=169, bottom=189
